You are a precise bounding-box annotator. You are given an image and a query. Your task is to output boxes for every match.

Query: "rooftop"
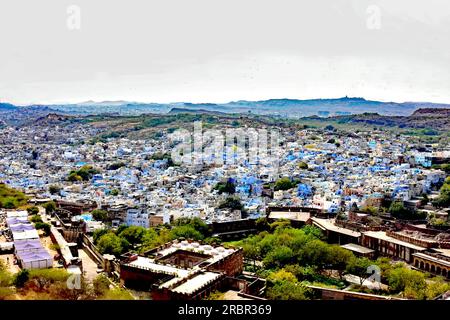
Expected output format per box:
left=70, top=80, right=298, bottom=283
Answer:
left=311, top=217, right=361, bottom=238
left=341, top=243, right=375, bottom=254
left=363, top=231, right=427, bottom=251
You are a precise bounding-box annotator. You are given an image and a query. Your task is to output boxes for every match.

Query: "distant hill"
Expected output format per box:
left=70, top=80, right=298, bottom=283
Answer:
left=319, top=108, right=450, bottom=131
left=2, top=97, right=450, bottom=118
left=168, top=107, right=227, bottom=115
left=0, top=102, right=18, bottom=112
left=411, top=108, right=450, bottom=117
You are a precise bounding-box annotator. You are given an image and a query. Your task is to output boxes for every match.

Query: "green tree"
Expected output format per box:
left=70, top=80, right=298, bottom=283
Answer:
left=173, top=217, right=210, bottom=237
left=93, top=275, right=110, bottom=296
left=92, top=209, right=108, bottom=222
left=267, top=269, right=298, bottom=283
left=263, top=246, right=294, bottom=269
left=388, top=267, right=427, bottom=299
left=93, top=228, right=109, bottom=244
left=35, top=222, right=51, bottom=236
left=274, top=177, right=296, bottom=191
left=43, top=201, right=57, bottom=215
left=30, top=215, right=43, bottom=223
left=218, top=196, right=244, bottom=212
left=13, top=269, right=30, bottom=288
left=68, top=172, right=82, bottom=182
left=389, top=201, right=414, bottom=219
left=118, top=226, right=148, bottom=246
left=266, top=281, right=311, bottom=300
left=214, top=180, right=236, bottom=194
left=298, top=240, right=331, bottom=270
left=345, top=257, right=373, bottom=286
left=298, top=162, right=308, bottom=170
left=170, top=225, right=204, bottom=241
left=97, top=233, right=128, bottom=256
left=27, top=206, right=39, bottom=215
left=48, top=185, right=61, bottom=195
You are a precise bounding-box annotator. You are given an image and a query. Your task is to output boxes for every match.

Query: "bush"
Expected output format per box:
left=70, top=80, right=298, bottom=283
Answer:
left=30, top=215, right=43, bottom=223
left=35, top=222, right=51, bottom=236
left=92, top=209, right=108, bottom=222
left=27, top=206, right=39, bottom=215
left=274, top=177, right=297, bottom=191
left=14, top=269, right=30, bottom=288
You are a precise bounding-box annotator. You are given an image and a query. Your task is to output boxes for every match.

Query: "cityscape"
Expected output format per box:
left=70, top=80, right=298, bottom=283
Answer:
left=0, top=102, right=449, bottom=301
left=1, top=0, right=450, bottom=307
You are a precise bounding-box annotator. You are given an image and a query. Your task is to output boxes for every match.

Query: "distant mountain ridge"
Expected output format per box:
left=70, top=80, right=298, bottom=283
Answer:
left=2, top=97, right=450, bottom=118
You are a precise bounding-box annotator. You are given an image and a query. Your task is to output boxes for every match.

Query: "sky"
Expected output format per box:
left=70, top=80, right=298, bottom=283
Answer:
left=0, top=0, right=449, bottom=105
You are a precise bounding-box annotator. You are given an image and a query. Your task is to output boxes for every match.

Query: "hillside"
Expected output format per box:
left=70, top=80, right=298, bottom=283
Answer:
left=320, top=108, right=450, bottom=131
left=2, top=97, right=450, bottom=118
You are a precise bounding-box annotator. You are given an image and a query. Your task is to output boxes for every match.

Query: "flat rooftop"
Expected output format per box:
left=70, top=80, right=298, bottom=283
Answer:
left=311, top=218, right=361, bottom=238
left=341, top=243, right=375, bottom=254
left=124, top=256, right=190, bottom=278
left=363, top=231, right=427, bottom=251
left=268, top=211, right=310, bottom=222
left=171, top=272, right=221, bottom=295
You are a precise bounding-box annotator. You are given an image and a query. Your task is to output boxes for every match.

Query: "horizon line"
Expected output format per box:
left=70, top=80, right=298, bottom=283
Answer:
left=3, top=95, right=450, bottom=107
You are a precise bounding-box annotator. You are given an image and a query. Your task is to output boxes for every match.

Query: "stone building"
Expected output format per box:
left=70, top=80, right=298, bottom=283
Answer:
left=119, top=240, right=243, bottom=300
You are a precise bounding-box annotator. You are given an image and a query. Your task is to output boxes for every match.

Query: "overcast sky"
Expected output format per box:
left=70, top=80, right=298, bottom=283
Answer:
left=1, top=0, right=449, bottom=105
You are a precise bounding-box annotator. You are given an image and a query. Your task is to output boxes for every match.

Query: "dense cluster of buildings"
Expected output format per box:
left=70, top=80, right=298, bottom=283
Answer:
left=1, top=115, right=450, bottom=299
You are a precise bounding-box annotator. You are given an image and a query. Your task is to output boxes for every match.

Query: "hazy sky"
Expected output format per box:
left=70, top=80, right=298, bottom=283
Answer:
left=1, top=0, right=449, bottom=105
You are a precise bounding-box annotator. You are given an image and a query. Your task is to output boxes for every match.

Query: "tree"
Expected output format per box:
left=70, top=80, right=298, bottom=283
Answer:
left=30, top=215, right=43, bottom=223
left=93, top=228, right=109, bottom=244
left=327, top=245, right=354, bottom=277
left=361, top=206, right=378, bottom=215
left=389, top=201, right=413, bottom=219
left=274, top=177, right=296, bottom=191
left=214, top=179, right=236, bottom=194
left=27, top=206, right=39, bottom=215
left=97, top=233, right=128, bottom=256
left=255, top=217, right=269, bottom=231
left=93, top=275, right=110, bottom=296
left=218, top=196, right=244, bottom=212
left=170, top=225, right=204, bottom=241
left=14, top=269, right=30, bottom=288
left=345, top=257, right=373, bottom=286
left=267, top=269, right=298, bottom=283
left=43, top=201, right=57, bottom=215
left=269, top=219, right=291, bottom=231
left=266, top=281, right=311, bottom=300
left=35, top=222, right=51, bottom=236
left=388, top=267, right=427, bottom=299
left=263, top=246, right=294, bottom=269
left=173, top=217, right=210, bottom=236
left=298, top=162, right=308, bottom=170
left=298, top=240, right=331, bottom=270
left=118, top=226, right=148, bottom=245
left=92, top=209, right=108, bottom=222
left=68, top=172, right=82, bottom=182
left=107, top=162, right=126, bottom=171
left=48, top=185, right=61, bottom=195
